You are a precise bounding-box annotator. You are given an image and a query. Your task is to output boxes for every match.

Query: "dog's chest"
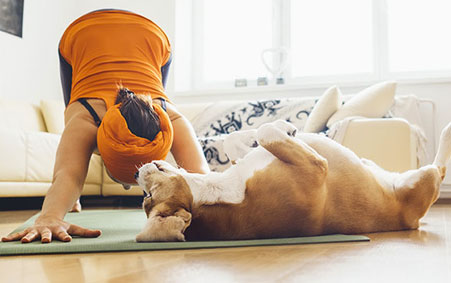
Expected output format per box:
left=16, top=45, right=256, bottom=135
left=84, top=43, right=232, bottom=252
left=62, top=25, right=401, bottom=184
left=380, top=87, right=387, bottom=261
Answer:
left=188, top=147, right=276, bottom=205
left=219, top=148, right=276, bottom=203
left=236, top=147, right=275, bottom=177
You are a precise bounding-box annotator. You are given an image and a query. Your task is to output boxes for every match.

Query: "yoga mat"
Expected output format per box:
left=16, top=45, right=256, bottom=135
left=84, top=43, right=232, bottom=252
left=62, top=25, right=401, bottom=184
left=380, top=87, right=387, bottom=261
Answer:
left=0, top=209, right=369, bottom=256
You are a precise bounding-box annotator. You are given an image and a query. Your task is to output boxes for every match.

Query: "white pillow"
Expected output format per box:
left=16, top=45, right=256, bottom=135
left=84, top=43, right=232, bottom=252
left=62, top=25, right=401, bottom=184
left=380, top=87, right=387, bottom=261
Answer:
left=326, top=81, right=397, bottom=128
left=303, top=86, right=342, bottom=133
left=40, top=99, right=65, bottom=134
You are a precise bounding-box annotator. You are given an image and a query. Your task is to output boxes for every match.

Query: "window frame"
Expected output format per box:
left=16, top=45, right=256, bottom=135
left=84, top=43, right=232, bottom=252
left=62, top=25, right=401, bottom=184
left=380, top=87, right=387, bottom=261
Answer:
left=182, top=0, right=451, bottom=92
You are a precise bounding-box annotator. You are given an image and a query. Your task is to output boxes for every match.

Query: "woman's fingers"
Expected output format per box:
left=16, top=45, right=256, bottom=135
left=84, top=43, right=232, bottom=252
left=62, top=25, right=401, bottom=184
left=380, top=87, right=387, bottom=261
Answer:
left=52, top=228, right=71, bottom=242
left=40, top=228, right=52, bottom=243
left=21, top=230, right=39, bottom=243
left=67, top=224, right=101, bottom=238
left=1, top=221, right=101, bottom=244
left=1, top=229, right=30, bottom=242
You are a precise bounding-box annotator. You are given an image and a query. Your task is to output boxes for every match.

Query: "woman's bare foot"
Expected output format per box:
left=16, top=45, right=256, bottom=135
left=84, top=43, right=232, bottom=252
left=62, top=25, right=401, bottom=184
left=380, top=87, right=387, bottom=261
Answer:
left=69, top=199, right=82, bottom=212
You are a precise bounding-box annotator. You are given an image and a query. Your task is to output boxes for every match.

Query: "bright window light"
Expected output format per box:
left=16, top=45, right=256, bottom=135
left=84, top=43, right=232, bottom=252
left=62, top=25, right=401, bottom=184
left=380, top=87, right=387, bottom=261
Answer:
left=201, top=0, right=273, bottom=83
left=290, top=0, right=373, bottom=77
left=387, top=0, right=451, bottom=72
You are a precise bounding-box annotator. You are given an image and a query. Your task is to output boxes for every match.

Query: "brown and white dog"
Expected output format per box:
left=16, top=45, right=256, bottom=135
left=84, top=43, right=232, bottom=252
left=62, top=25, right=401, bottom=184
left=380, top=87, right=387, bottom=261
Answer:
left=135, top=120, right=451, bottom=242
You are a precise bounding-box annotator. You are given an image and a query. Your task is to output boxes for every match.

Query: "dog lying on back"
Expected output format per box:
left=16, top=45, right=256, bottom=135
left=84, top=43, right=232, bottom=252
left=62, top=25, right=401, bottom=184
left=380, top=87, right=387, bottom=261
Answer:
left=135, top=120, right=451, bottom=241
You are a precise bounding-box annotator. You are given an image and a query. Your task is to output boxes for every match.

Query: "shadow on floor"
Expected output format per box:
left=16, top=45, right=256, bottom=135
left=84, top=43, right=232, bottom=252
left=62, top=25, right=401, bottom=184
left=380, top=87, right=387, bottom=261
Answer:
left=0, top=196, right=144, bottom=211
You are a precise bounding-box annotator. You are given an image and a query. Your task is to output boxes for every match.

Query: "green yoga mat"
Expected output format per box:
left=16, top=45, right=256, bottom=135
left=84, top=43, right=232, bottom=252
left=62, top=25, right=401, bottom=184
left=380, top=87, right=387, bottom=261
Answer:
left=0, top=209, right=369, bottom=256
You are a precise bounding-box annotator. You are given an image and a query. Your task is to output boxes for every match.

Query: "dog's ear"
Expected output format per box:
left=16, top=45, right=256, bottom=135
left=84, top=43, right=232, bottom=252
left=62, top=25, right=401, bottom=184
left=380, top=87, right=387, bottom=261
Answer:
left=136, top=203, right=192, bottom=242
left=136, top=215, right=186, bottom=242
left=142, top=197, right=153, bottom=218
left=174, top=208, right=192, bottom=233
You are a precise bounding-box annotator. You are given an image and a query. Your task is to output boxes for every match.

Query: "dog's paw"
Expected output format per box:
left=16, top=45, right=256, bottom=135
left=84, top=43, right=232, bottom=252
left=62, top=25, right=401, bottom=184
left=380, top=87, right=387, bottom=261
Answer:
left=257, top=120, right=297, bottom=145
left=136, top=215, right=186, bottom=242
left=272, top=119, right=297, bottom=137
left=223, top=129, right=258, bottom=162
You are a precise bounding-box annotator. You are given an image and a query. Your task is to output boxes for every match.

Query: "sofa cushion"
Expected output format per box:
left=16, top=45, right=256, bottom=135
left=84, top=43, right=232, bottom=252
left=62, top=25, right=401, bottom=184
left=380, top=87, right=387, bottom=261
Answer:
left=25, top=131, right=61, bottom=182
left=40, top=99, right=65, bottom=134
left=326, top=81, right=397, bottom=127
left=0, top=129, right=58, bottom=182
left=176, top=102, right=216, bottom=123
left=0, top=182, right=101, bottom=197
left=0, top=129, right=27, bottom=181
left=0, top=128, right=102, bottom=184
left=0, top=98, right=47, bottom=132
left=303, top=86, right=342, bottom=133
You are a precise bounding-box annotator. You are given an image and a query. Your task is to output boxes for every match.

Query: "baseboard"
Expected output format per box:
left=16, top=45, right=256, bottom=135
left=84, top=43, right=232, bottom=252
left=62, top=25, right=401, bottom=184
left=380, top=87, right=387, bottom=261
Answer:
left=440, top=184, right=451, bottom=199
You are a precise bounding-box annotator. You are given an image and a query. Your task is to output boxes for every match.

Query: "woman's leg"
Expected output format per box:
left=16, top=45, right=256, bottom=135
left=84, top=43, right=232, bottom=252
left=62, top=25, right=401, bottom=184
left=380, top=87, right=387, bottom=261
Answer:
left=161, top=54, right=172, bottom=89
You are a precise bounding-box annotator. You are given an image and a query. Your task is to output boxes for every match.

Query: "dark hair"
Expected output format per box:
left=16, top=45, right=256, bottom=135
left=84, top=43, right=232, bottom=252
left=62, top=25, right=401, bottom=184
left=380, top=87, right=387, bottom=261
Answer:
left=115, top=87, right=161, bottom=141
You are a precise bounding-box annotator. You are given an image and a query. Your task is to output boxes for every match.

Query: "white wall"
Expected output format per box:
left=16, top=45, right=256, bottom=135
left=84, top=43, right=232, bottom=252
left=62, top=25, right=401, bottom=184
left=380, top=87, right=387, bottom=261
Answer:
left=0, top=0, right=175, bottom=104
left=1, top=0, right=450, bottom=186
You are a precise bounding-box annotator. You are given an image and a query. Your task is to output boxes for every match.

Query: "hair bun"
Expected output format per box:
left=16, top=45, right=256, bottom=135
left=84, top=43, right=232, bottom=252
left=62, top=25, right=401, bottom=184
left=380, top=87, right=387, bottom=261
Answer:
left=115, top=87, right=135, bottom=104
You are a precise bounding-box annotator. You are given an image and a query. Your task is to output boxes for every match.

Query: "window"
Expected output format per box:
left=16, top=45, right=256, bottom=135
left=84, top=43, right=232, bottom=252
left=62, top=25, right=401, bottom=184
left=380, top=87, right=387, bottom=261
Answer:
left=201, top=0, right=273, bottom=83
left=176, top=0, right=451, bottom=91
left=387, top=0, right=451, bottom=73
left=290, top=0, right=373, bottom=77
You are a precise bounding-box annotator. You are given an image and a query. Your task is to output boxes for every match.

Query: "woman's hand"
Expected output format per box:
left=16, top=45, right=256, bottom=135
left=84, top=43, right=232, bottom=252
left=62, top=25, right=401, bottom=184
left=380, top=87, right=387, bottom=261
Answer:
left=1, top=215, right=101, bottom=243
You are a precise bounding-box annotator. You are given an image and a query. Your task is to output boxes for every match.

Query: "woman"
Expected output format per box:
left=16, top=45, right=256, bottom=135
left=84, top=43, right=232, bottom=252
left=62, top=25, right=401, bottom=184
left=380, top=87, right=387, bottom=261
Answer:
left=2, top=9, right=209, bottom=243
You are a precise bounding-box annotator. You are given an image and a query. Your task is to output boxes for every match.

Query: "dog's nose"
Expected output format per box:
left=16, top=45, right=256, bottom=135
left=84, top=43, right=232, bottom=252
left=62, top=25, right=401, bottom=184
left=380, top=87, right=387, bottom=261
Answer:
left=134, top=171, right=139, bottom=180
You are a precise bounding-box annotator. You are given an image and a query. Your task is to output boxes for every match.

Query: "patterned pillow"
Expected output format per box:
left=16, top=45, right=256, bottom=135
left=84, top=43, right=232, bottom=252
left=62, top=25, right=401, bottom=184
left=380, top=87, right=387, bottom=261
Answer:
left=192, top=97, right=317, bottom=137
left=193, top=97, right=318, bottom=171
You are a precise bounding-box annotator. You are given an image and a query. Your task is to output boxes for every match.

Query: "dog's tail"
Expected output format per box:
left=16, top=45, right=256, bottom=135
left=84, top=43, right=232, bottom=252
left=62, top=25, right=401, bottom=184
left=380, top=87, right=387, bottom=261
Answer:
left=433, top=122, right=451, bottom=180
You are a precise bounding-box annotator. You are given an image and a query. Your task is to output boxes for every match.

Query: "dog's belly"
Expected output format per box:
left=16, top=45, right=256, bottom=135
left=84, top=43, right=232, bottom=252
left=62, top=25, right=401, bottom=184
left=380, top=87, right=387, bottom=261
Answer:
left=186, top=134, right=402, bottom=240
left=187, top=133, right=404, bottom=240
left=298, top=133, right=382, bottom=191
left=297, top=133, right=406, bottom=233
left=187, top=158, right=330, bottom=240
left=298, top=133, right=363, bottom=171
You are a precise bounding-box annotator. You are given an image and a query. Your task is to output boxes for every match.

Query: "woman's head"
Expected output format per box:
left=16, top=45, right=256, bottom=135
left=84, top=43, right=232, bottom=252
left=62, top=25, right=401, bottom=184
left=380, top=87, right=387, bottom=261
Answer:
left=96, top=87, right=174, bottom=185
left=116, top=87, right=161, bottom=141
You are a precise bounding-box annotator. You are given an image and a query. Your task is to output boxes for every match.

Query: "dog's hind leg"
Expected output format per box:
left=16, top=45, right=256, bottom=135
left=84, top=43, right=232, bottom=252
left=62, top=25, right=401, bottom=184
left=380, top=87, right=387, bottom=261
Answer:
left=257, top=120, right=328, bottom=183
left=433, top=122, right=451, bottom=180
left=389, top=122, right=451, bottom=227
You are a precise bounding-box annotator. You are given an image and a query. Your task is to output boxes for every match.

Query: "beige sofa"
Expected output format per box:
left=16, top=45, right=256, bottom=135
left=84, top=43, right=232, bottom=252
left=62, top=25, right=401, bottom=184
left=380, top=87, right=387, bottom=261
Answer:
left=0, top=97, right=418, bottom=198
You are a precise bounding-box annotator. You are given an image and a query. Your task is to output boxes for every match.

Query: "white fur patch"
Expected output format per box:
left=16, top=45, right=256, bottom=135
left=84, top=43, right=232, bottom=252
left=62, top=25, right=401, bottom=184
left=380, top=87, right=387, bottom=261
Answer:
left=182, top=120, right=298, bottom=206
left=182, top=147, right=275, bottom=206
left=223, top=129, right=258, bottom=162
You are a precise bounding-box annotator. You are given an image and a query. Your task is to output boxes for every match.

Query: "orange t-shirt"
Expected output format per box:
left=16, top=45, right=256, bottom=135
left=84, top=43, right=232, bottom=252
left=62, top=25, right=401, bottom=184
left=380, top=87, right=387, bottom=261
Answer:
left=59, top=10, right=171, bottom=109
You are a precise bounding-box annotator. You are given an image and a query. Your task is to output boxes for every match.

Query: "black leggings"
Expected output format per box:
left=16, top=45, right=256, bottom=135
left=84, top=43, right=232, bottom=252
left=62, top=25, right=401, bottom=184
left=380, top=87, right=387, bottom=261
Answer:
left=58, top=51, right=172, bottom=106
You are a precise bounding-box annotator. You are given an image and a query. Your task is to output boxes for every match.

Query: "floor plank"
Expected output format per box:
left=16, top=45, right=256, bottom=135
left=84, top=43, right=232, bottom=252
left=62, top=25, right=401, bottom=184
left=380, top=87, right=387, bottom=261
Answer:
left=1, top=204, right=451, bottom=283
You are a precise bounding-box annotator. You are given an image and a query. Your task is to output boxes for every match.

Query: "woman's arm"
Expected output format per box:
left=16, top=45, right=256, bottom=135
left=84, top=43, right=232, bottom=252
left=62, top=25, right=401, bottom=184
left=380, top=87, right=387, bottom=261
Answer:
left=164, top=102, right=210, bottom=174
left=2, top=101, right=103, bottom=243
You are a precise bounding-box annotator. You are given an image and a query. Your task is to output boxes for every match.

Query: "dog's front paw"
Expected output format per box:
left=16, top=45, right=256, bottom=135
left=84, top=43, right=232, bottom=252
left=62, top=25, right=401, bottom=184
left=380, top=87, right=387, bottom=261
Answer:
left=272, top=119, right=297, bottom=137
left=136, top=215, right=186, bottom=242
left=223, top=129, right=258, bottom=162
left=257, top=120, right=297, bottom=144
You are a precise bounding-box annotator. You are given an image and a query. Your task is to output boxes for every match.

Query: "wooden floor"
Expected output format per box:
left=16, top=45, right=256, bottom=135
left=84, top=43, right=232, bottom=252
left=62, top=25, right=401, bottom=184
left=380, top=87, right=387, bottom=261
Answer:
left=1, top=202, right=451, bottom=283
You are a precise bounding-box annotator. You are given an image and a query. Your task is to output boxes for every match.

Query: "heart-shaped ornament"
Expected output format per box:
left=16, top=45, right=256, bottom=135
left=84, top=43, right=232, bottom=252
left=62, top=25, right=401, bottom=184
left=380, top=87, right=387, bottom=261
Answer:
left=261, top=47, right=289, bottom=79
